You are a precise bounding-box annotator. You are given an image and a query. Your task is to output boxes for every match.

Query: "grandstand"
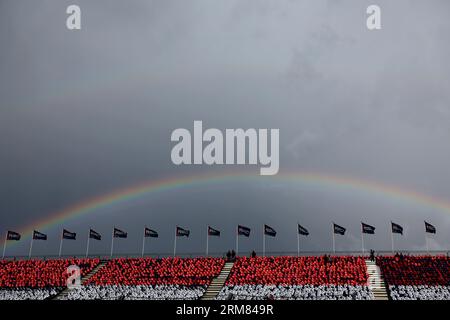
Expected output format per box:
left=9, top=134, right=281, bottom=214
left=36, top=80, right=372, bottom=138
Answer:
left=376, top=255, right=450, bottom=300
left=65, top=257, right=224, bottom=300
left=0, top=254, right=448, bottom=300
left=217, top=256, right=373, bottom=300
left=0, top=258, right=99, bottom=300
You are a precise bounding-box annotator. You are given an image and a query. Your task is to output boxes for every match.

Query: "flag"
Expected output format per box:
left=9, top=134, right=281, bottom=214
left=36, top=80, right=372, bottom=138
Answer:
left=361, top=222, right=376, bottom=234
left=237, top=225, right=251, bottom=237
left=113, top=227, right=127, bottom=238
left=333, top=223, right=346, bottom=235
left=6, top=231, right=21, bottom=241
left=33, top=230, right=47, bottom=240
left=62, top=229, right=76, bottom=240
left=176, top=226, right=190, bottom=237
left=425, top=221, right=436, bottom=234
left=89, top=229, right=101, bottom=240
left=391, top=222, right=403, bottom=235
left=145, top=227, right=158, bottom=238
left=297, top=224, right=309, bottom=236
left=208, top=226, right=220, bottom=237
left=264, top=224, right=276, bottom=237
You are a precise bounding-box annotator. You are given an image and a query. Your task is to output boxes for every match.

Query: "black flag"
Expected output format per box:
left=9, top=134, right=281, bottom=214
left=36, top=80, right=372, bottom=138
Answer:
left=333, top=223, right=346, bottom=235
left=208, top=226, right=220, bottom=237
left=176, top=226, right=190, bottom=237
left=425, top=221, right=436, bottom=234
left=297, top=224, right=309, bottom=236
left=6, top=231, right=21, bottom=241
left=33, top=230, right=47, bottom=240
left=391, top=222, right=403, bottom=235
left=90, top=229, right=102, bottom=240
left=361, top=222, right=376, bottom=234
left=113, top=227, right=127, bottom=238
left=145, top=227, right=158, bottom=238
left=237, top=225, right=251, bottom=237
left=62, top=229, right=76, bottom=240
left=264, top=225, right=276, bottom=237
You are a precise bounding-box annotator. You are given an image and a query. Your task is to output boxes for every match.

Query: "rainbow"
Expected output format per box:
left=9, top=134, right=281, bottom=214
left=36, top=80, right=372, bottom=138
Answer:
left=6, top=171, right=450, bottom=246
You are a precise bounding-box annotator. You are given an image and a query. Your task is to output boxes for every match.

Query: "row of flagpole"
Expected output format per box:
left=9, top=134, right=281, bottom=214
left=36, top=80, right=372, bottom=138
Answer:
left=1, top=220, right=438, bottom=259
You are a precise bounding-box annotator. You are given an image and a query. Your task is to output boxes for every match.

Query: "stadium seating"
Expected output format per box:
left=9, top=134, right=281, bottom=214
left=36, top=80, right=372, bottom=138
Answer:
left=389, top=285, right=450, bottom=300
left=0, top=258, right=99, bottom=300
left=376, top=255, right=450, bottom=286
left=217, top=284, right=373, bottom=300
left=65, top=257, right=225, bottom=300
left=64, top=284, right=205, bottom=300
left=376, top=255, right=450, bottom=300
left=226, top=256, right=368, bottom=286
left=87, top=257, right=224, bottom=286
left=0, top=258, right=99, bottom=288
left=0, top=288, right=60, bottom=300
left=2, top=255, right=449, bottom=300
left=218, top=256, right=371, bottom=300
left=0, top=257, right=222, bottom=300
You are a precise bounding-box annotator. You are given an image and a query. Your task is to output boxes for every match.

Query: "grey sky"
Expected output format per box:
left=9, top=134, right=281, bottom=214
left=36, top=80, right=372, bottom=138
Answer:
left=1, top=0, right=450, bottom=257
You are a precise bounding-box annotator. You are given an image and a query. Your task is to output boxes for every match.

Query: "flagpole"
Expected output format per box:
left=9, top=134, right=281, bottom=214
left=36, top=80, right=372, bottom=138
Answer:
left=390, top=222, right=394, bottom=254
left=58, top=230, right=63, bottom=257
left=206, top=226, right=209, bottom=257
left=425, top=233, right=429, bottom=255
left=110, top=227, right=114, bottom=258
left=86, top=229, right=90, bottom=258
left=2, top=232, right=7, bottom=259
left=361, top=231, right=365, bottom=255
left=391, top=232, right=395, bottom=254
left=332, top=223, right=336, bottom=254
left=297, top=224, right=300, bottom=257
left=141, top=226, right=146, bottom=257
left=236, top=226, right=239, bottom=256
left=29, top=236, right=34, bottom=259
left=262, top=224, right=265, bottom=257
left=173, top=227, right=177, bottom=257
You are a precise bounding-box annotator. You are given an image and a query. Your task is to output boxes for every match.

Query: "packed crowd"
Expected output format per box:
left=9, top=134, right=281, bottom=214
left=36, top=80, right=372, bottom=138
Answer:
left=376, top=255, right=450, bottom=286
left=389, top=285, right=450, bottom=300
left=0, top=288, right=60, bottom=300
left=226, top=256, right=369, bottom=286
left=87, top=257, right=224, bottom=286
left=64, top=284, right=206, bottom=300
left=0, top=258, right=99, bottom=300
left=217, top=284, right=373, bottom=300
left=217, top=256, right=371, bottom=300
left=67, top=257, right=225, bottom=300
left=376, top=255, right=450, bottom=300
left=0, top=258, right=100, bottom=288
left=1, top=255, right=450, bottom=300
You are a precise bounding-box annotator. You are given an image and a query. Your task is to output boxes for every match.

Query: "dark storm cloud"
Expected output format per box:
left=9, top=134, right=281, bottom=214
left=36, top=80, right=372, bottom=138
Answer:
left=1, top=0, right=450, bottom=256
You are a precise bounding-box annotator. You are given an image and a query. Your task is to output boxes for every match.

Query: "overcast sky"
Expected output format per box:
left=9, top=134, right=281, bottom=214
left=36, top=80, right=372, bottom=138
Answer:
left=1, top=0, right=450, bottom=257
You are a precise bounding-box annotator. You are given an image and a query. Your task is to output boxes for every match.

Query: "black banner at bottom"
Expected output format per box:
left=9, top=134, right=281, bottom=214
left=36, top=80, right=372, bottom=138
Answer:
left=0, top=300, right=447, bottom=319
